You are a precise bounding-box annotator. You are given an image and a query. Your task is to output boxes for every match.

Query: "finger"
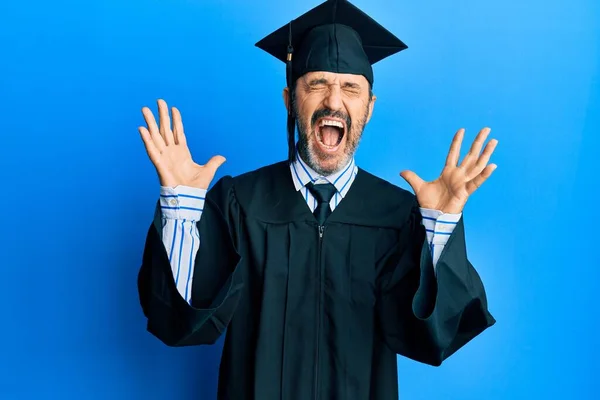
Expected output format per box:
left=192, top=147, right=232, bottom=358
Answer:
left=142, top=107, right=166, bottom=151
left=400, top=170, right=425, bottom=193
left=466, top=164, right=497, bottom=195
left=460, top=127, right=491, bottom=169
left=139, top=126, right=162, bottom=165
left=466, top=138, right=498, bottom=180
left=204, top=155, right=227, bottom=174
left=171, top=106, right=186, bottom=146
left=157, top=99, right=173, bottom=146
left=445, top=128, right=465, bottom=167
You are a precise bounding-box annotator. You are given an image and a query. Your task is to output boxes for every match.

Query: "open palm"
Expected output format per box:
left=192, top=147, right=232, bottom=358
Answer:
left=139, top=99, right=225, bottom=190
left=400, top=128, right=498, bottom=214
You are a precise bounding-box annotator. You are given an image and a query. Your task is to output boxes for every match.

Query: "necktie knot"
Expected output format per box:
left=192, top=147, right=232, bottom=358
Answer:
left=307, top=182, right=337, bottom=225
left=307, top=182, right=337, bottom=204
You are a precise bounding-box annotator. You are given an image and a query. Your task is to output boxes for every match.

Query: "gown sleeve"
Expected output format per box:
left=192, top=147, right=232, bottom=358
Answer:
left=137, top=176, right=244, bottom=347
left=376, top=198, right=496, bottom=366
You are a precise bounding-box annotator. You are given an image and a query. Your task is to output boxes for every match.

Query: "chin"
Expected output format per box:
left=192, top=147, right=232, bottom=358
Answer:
left=307, top=140, right=350, bottom=176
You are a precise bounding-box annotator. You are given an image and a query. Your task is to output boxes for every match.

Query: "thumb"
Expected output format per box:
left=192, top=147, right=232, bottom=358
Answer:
left=205, top=155, right=227, bottom=174
left=400, top=170, right=424, bottom=193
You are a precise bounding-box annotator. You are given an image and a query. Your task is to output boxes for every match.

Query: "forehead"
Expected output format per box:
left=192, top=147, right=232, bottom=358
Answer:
left=300, top=71, right=369, bottom=87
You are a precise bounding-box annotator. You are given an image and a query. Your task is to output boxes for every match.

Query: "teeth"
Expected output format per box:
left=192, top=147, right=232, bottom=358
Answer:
left=319, top=119, right=344, bottom=129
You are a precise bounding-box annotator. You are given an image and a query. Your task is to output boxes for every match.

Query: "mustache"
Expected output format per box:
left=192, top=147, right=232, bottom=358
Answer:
left=310, top=108, right=352, bottom=132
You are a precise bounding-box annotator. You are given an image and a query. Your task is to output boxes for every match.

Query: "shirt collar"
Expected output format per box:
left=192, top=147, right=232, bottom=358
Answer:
left=289, top=148, right=357, bottom=198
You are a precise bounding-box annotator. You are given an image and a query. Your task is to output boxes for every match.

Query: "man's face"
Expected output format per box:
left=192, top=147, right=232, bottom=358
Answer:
left=285, top=71, right=376, bottom=176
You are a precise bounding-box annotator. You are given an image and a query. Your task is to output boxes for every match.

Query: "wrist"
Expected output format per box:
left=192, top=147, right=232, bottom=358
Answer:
left=159, top=186, right=206, bottom=221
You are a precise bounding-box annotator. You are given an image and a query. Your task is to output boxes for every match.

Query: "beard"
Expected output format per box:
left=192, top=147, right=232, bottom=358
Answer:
left=294, top=100, right=371, bottom=176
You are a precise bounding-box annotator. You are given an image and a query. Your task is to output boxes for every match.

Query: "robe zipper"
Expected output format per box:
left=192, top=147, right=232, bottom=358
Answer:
left=314, top=224, right=324, bottom=400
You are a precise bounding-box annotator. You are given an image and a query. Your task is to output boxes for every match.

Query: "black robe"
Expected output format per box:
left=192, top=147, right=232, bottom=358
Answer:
left=137, top=160, right=495, bottom=400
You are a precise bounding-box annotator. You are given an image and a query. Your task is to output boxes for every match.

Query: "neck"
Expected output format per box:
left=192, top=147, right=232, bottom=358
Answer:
left=295, top=145, right=354, bottom=178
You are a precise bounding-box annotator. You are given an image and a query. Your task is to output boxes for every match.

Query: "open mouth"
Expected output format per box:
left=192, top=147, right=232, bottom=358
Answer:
left=315, top=118, right=346, bottom=152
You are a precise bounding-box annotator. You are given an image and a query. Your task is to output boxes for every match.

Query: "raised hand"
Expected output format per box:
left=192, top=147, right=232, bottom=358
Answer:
left=139, top=99, right=226, bottom=190
left=400, top=127, right=498, bottom=214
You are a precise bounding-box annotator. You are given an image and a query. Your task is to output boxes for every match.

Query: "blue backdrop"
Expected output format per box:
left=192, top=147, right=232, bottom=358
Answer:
left=1, top=0, right=597, bottom=398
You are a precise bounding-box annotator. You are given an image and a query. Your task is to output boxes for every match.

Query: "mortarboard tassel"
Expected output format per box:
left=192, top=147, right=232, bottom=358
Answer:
left=286, top=21, right=296, bottom=163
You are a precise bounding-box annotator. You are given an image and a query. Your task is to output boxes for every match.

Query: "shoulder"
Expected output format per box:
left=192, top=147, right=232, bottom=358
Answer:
left=206, top=161, right=296, bottom=220
left=332, top=167, right=418, bottom=228
left=356, top=167, right=417, bottom=209
left=209, top=161, right=287, bottom=193
left=230, top=161, right=290, bottom=196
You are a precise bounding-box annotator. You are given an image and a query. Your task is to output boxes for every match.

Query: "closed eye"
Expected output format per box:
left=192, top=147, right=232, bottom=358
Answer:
left=304, top=78, right=364, bottom=95
left=342, top=83, right=362, bottom=95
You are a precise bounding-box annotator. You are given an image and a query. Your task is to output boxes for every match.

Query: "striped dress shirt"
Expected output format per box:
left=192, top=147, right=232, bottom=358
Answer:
left=159, top=153, right=461, bottom=304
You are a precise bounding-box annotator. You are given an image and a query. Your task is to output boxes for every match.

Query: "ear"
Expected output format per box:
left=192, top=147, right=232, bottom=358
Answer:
left=366, top=94, right=377, bottom=124
left=283, top=87, right=291, bottom=113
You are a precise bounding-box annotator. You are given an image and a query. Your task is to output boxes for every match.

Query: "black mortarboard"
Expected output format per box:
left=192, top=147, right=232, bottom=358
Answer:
left=255, top=0, right=408, bottom=161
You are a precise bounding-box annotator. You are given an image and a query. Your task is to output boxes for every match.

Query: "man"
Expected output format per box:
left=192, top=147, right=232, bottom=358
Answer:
left=136, top=0, right=497, bottom=399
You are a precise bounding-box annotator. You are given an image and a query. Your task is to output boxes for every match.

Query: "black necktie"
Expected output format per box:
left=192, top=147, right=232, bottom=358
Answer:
left=307, top=182, right=337, bottom=225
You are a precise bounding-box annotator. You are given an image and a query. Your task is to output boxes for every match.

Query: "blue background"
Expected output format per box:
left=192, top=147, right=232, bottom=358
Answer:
left=1, top=0, right=598, bottom=398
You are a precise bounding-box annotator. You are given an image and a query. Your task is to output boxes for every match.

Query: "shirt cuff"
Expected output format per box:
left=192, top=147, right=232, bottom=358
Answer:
left=159, top=185, right=207, bottom=221
left=419, top=208, right=462, bottom=246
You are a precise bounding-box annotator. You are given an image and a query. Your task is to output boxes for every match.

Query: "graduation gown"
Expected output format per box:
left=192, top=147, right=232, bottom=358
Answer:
left=137, top=160, right=495, bottom=400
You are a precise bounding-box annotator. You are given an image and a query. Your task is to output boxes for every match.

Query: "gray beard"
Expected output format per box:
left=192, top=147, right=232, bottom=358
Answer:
left=295, top=104, right=370, bottom=176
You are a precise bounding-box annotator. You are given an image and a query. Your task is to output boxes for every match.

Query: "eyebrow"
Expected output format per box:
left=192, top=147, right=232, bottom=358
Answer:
left=341, top=82, right=361, bottom=89
left=307, top=78, right=329, bottom=86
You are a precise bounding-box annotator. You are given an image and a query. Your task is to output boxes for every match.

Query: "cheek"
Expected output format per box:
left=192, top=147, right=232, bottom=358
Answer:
left=350, top=101, right=370, bottom=123
left=298, top=92, right=325, bottom=115
left=296, top=102, right=311, bottom=123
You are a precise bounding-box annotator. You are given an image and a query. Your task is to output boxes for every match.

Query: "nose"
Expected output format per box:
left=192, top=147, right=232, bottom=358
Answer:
left=323, top=85, right=343, bottom=111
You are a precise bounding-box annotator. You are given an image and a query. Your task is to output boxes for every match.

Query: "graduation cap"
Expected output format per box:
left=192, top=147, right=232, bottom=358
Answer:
left=255, top=0, right=408, bottom=161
